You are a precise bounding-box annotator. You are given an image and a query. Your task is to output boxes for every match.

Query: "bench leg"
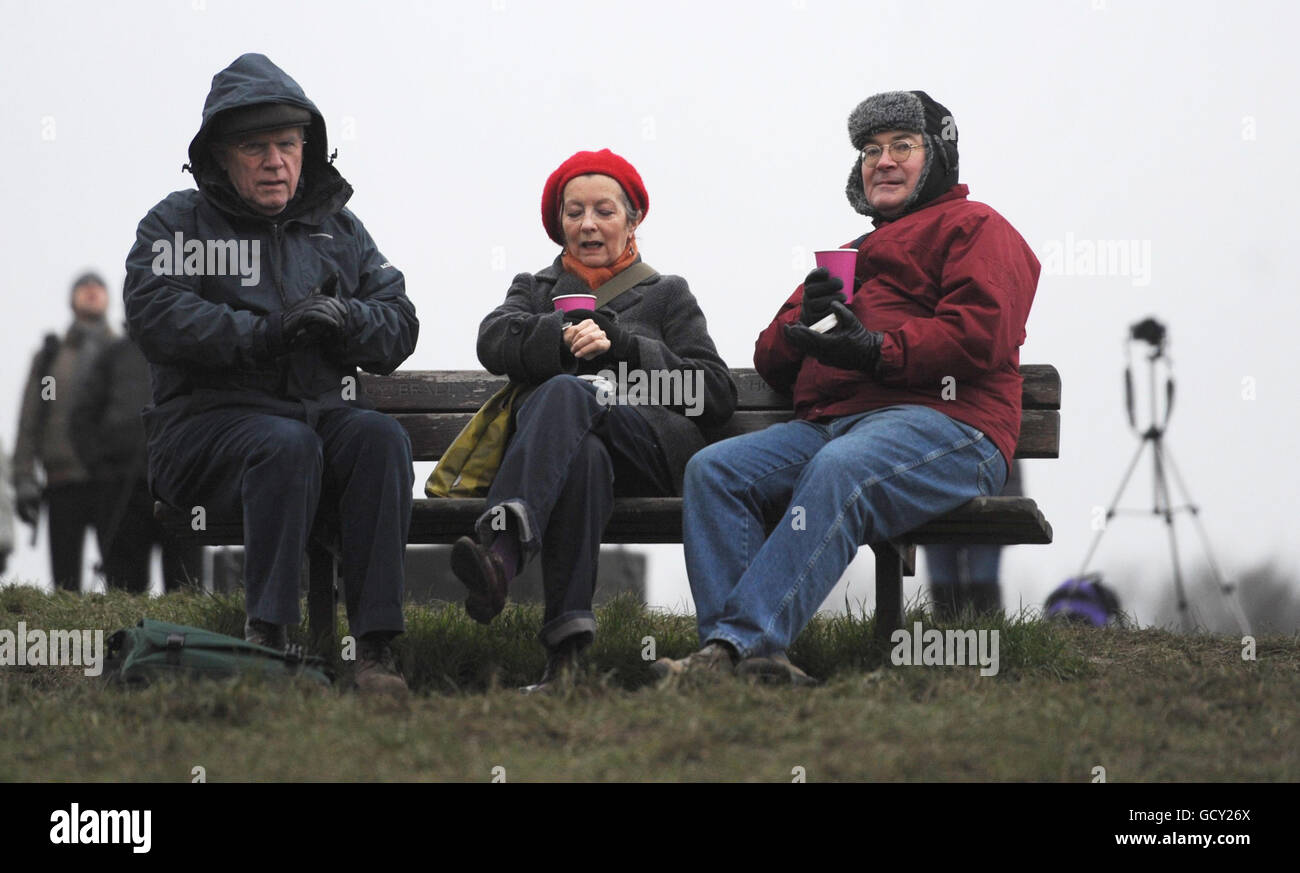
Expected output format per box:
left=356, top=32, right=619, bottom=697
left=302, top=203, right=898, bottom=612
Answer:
left=307, top=542, right=337, bottom=657
left=871, top=540, right=914, bottom=645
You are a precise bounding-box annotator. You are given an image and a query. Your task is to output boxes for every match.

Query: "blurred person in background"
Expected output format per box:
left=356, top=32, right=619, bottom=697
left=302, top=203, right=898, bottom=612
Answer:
left=12, top=272, right=115, bottom=592
left=0, top=438, right=14, bottom=576
left=71, top=330, right=201, bottom=594
left=926, top=458, right=1023, bottom=619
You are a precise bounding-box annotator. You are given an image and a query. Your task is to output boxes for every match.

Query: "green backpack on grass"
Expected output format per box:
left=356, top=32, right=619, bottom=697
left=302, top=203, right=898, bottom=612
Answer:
left=103, top=618, right=332, bottom=686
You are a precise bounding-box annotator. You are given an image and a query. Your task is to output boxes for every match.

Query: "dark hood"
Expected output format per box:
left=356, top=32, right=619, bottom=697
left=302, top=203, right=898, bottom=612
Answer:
left=185, top=53, right=350, bottom=222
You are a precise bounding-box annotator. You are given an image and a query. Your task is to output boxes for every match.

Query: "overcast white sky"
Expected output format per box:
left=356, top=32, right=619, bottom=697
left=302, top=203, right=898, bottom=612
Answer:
left=2, top=0, right=1296, bottom=628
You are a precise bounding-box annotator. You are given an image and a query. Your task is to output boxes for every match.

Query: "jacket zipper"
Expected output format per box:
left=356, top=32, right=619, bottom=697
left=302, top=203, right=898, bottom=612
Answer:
left=270, top=222, right=285, bottom=306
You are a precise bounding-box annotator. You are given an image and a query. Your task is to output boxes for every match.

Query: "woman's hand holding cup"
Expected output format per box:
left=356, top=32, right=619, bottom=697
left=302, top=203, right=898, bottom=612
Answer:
left=554, top=293, right=609, bottom=359
left=563, top=316, right=612, bottom=360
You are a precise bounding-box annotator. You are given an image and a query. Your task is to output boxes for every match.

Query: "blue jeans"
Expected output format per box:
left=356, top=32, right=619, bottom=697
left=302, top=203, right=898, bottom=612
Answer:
left=682, top=405, right=1006, bottom=658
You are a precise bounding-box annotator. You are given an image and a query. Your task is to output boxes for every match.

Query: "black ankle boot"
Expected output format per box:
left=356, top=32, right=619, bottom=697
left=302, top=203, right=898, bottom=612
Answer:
left=521, top=634, right=588, bottom=694
left=930, top=584, right=961, bottom=622
left=966, top=582, right=1003, bottom=617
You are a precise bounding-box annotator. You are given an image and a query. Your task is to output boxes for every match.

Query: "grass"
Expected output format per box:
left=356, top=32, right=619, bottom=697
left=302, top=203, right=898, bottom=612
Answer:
left=1, top=584, right=1296, bottom=782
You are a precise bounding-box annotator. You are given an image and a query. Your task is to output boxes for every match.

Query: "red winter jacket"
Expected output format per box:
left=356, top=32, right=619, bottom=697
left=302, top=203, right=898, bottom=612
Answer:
left=754, top=184, right=1039, bottom=473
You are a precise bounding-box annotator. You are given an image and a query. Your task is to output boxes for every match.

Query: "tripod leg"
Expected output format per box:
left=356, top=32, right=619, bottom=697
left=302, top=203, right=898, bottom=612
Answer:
left=1078, top=437, right=1150, bottom=576
left=1152, top=440, right=1199, bottom=631
left=1161, top=445, right=1253, bottom=635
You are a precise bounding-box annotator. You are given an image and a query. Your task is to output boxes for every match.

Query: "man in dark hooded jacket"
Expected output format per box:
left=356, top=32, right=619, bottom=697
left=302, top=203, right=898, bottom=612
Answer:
left=124, top=54, right=418, bottom=696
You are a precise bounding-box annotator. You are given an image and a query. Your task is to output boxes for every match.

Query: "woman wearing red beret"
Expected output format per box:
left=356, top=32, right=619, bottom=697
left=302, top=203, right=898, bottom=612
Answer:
left=448, top=149, right=736, bottom=692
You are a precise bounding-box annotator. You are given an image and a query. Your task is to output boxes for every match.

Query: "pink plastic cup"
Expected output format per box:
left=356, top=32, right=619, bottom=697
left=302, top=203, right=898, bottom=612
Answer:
left=554, top=294, right=597, bottom=315
left=810, top=248, right=859, bottom=333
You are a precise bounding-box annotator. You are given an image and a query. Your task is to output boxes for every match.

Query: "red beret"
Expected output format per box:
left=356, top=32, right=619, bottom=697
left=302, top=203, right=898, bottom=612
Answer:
left=541, top=149, right=649, bottom=246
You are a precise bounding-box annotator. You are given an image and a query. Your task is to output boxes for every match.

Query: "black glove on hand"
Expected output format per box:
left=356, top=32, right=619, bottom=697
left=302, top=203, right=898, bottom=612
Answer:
left=798, top=267, right=846, bottom=327
left=297, top=297, right=350, bottom=347
left=564, top=309, right=638, bottom=364
left=258, top=295, right=349, bottom=358
left=285, top=295, right=349, bottom=347
left=15, top=484, right=40, bottom=526
left=784, top=301, right=884, bottom=373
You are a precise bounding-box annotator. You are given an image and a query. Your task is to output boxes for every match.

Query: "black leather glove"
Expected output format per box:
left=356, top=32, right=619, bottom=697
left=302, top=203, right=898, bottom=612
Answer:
left=798, top=267, right=846, bottom=327
left=16, top=483, right=40, bottom=526
left=302, top=272, right=352, bottom=356
left=784, top=301, right=883, bottom=373
left=261, top=293, right=349, bottom=358
left=298, top=273, right=348, bottom=341
left=564, top=309, right=639, bottom=365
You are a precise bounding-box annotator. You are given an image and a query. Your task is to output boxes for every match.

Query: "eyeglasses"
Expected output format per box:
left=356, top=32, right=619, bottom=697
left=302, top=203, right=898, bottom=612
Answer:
left=860, top=141, right=924, bottom=167
left=233, top=137, right=305, bottom=159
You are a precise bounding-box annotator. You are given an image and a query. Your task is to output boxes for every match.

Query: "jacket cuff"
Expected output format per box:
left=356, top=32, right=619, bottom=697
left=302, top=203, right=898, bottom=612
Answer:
left=520, top=310, right=569, bottom=375
left=874, top=333, right=904, bottom=382
left=594, top=332, right=642, bottom=369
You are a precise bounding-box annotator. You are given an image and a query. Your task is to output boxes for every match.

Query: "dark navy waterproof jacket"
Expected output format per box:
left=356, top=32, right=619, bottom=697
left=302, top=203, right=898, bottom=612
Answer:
left=123, top=53, right=418, bottom=444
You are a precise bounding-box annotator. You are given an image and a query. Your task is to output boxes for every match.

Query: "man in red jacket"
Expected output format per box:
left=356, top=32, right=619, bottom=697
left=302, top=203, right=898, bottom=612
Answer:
left=655, top=90, right=1040, bottom=685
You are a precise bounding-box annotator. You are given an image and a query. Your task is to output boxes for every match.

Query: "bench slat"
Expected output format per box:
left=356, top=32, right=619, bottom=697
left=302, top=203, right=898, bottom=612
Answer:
left=395, top=407, right=1059, bottom=462
left=157, top=496, right=1052, bottom=547
left=361, top=365, right=1061, bottom=413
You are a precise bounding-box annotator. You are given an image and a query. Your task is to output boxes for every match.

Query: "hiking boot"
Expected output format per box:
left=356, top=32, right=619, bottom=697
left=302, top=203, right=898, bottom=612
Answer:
left=355, top=639, right=410, bottom=699
left=649, top=642, right=737, bottom=681
left=520, top=647, right=580, bottom=695
left=735, top=651, right=819, bottom=687
left=244, top=617, right=286, bottom=650
left=450, top=536, right=509, bottom=624
left=521, top=633, right=590, bottom=695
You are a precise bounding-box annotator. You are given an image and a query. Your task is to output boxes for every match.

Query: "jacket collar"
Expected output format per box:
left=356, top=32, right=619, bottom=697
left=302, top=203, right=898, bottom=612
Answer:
left=538, top=254, right=657, bottom=311
left=201, top=167, right=352, bottom=228
left=871, top=183, right=969, bottom=227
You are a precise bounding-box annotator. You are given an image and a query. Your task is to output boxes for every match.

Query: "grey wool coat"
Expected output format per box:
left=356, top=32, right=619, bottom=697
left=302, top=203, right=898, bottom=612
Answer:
left=476, top=256, right=737, bottom=494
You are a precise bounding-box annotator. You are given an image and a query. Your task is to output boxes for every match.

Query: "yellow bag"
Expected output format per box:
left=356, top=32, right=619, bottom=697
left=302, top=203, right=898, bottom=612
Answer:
left=424, top=382, right=525, bottom=498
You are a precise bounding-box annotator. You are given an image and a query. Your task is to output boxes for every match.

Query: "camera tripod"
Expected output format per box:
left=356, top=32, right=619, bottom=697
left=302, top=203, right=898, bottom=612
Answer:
left=1077, top=319, right=1251, bottom=634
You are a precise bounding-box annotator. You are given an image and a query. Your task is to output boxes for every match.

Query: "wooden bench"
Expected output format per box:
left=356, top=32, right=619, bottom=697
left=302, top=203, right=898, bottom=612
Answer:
left=159, top=365, right=1060, bottom=654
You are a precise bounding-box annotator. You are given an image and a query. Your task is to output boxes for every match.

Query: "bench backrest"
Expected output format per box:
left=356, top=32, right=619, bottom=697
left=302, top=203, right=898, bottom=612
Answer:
left=360, top=365, right=1061, bottom=461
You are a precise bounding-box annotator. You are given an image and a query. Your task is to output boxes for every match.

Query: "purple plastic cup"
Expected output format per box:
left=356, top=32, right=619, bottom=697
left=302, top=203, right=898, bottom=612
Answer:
left=810, top=248, right=859, bottom=333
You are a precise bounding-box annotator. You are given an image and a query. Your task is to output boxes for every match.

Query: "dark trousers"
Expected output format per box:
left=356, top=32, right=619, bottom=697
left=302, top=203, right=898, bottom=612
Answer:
left=45, top=480, right=104, bottom=593
left=926, top=531, right=1006, bottom=616
left=99, top=477, right=202, bottom=594
left=478, top=376, right=673, bottom=651
left=149, top=401, right=413, bottom=637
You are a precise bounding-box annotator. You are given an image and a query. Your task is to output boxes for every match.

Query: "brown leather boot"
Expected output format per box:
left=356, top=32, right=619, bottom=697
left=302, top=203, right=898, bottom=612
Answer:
left=244, top=617, right=286, bottom=650
left=450, top=536, right=509, bottom=624
left=355, top=636, right=409, bottom=699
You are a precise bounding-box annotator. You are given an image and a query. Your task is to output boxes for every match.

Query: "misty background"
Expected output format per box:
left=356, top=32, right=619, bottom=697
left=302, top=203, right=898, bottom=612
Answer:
left=1, top=0, right=1296, bottom=630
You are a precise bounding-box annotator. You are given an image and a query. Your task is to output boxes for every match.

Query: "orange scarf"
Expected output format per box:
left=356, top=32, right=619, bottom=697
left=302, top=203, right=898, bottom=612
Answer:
left=561, top=237, right=640, bottom=291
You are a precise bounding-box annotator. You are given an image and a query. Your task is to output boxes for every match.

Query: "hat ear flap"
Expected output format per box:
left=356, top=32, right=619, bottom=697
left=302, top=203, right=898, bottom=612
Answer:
left=934, top=129, right=959, bottom=188
left=845, top=154, right=873, bottom=217
left=897, top=134, right=937, bottom=210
